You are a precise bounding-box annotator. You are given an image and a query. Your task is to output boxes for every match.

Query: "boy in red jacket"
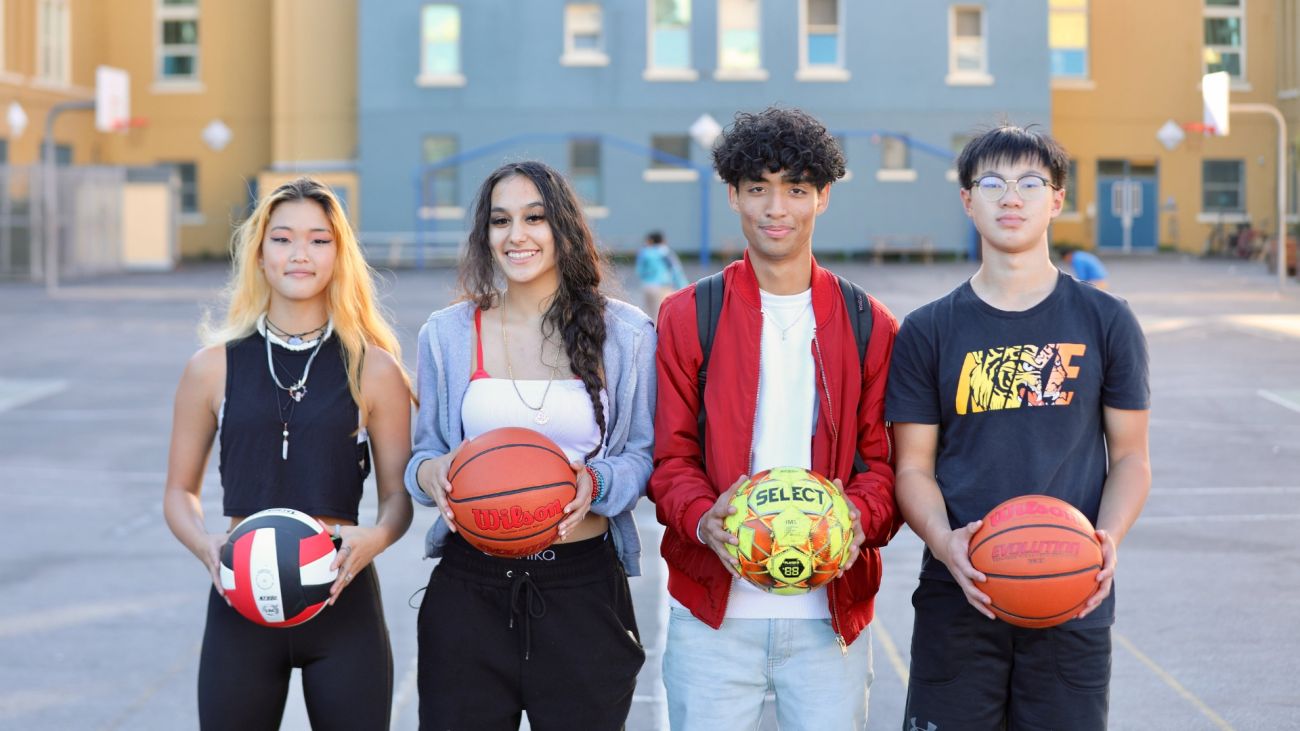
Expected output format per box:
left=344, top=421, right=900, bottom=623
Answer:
left=648, top=107, right=899, bottom=729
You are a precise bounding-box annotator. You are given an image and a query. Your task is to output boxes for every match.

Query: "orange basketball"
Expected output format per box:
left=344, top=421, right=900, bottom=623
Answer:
left=447, top=427, right=577, bottom=557
left=967, top=494, right=1103, bottom=628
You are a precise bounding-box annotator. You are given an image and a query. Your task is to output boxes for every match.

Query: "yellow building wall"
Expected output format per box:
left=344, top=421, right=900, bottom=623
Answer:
left=0, top=0, right=99, bottom=166
left=270, top=0, right=356, bottom=171
left=90, top=0, right=273, bottom=258
left=1052, top=0, right=1280, bottom=254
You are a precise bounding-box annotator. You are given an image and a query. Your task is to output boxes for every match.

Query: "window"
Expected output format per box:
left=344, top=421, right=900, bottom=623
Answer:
left=419, top=4, right=464, bottom=85
left=798, top=0, right=848, bottom=81
left=1050, top=0, right=1088, bottom=80
left=877, top=135, right=917, bottom=182
left=421, top=136, right=460, bottom=217
left=947, top=133, right=973, bottom=182
left=1202, top=160, right=1245, bottom=212
left=646, top=0, right=695, bottom=80
left=570, top=138, right=602, bottom=206
left=1062, top=159, right=1078, bottom=213
left=717, top=0, right=762, bottom=79
left=165, top=162, right=198, bottom=213
left=645, top=134, right=697, bottom=182
left=37, top=0, right=70, bottom=85
left=0, top=140, right=8, bottom=165
left=1204, top=0, right=1245, bottom=82
left=156, top=0, right=199, bottom=82
left=948, top=6, right=991, bottom=85
left=563, top=3, right=607, bottom=66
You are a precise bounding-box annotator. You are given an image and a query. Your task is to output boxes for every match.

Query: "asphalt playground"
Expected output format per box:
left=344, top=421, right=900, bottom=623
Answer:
left=1, top=254, right=1297, bottom=730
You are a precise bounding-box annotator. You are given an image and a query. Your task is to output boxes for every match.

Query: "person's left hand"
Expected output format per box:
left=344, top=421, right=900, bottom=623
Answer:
left=834, top=479, right=868, bottom=577
left=328, top=524, right=384, bottom=604
left=557, top=461, right=595, bottom=540
left=1076, top=529, right=1116, bottom=619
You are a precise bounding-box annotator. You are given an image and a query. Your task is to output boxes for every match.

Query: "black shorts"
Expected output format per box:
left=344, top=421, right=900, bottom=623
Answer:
left=197, top=564, right=392, bottom=731
left=903, top=579, right=1111, bottom=731
left=417, top=533, right=645, bottom=731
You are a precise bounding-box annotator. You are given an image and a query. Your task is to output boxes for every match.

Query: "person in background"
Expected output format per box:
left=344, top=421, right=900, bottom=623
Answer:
left=635, top=229, right=689, bottom=321
left=1059, top=245, right=1110, bottom=289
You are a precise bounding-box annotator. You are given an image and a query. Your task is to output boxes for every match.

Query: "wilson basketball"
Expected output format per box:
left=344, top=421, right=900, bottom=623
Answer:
left=967, top=495, right=1103, bottom=628
left=723, top=467, right=854, bottom=595
left=448, top=427, right=578, bottom=557
left=220, top=508, right=338, bottom=628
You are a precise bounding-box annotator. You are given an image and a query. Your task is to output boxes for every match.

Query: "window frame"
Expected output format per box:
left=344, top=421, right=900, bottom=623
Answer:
left=1203, top=0, right=1247, bottom=87
left=644, top=134, right=699, bottom=182
left=36, top=0, right=70, bottom=87
left=876, top=135, right=917, bottom=183
left=715, top=0, right=766, bottom=81
left=1201, top=159, right=1247, bottom=214
left=562, top=3, right=609, bottom=67
left=570, top=137, right=605, bottom=209
left=644, top=0, right=698, bottom=82
left=1049, top=0, right=1089, bottom=84
left=947, top=4, right=993, bottom=86
left=153, top=0, right=200, bottom=89
left=417, top=3, right=466, bottom=87
left=419, top=135, right=464, bottom=220
left=796, top=0, right=849, bottom=82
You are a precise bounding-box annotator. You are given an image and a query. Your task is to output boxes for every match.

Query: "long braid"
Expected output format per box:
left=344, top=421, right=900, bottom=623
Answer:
left=547, top=287, right=607, bottom=461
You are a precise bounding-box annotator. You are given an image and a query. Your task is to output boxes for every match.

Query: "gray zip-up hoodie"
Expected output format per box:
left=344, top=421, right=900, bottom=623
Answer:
left=403, top=298, right=657, bottom=575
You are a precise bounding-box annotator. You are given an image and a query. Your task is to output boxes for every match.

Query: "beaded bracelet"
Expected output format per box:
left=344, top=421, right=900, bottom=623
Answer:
left=584, top=465, right=607, bottom=504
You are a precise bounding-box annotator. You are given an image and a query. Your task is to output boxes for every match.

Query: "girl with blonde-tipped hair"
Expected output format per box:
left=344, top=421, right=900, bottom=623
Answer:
left=163, top=177, right=413, bottom=730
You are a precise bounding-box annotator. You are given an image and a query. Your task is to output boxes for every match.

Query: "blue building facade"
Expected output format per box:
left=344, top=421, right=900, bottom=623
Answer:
left=357, top=0, right=1050, bottom=258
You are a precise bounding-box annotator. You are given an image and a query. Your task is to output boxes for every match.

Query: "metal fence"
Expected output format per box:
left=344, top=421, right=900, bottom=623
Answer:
left=0, top=164, right=178, bottom=283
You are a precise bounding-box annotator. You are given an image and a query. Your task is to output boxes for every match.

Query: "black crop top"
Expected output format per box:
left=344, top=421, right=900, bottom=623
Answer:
left=219, top=331, right=371, bottom=522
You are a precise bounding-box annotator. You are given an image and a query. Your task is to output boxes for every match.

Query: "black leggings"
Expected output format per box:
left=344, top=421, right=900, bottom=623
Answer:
left=417, top=533, right=645, bottom=731
left=197, top=564, right=392, bottom=731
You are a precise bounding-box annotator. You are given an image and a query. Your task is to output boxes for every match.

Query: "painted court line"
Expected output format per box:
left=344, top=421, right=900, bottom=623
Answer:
left=0, top=379, right=67, bottom=413
left=0, top=594, right=194, bottom=639
left=872, top=617, right=910, bottom=687
left=1114, top=632, right=1236, bottom=731
left=1140, top=513, right=1300, bottom=524
left=1258, top=389, right=1300, bottom=415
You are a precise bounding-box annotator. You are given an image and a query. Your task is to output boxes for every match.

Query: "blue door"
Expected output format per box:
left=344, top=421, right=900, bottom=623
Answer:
left=1096, top=164, right=1158, bottom=252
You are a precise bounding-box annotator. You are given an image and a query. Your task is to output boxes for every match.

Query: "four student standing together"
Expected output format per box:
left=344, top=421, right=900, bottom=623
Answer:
left=165, top=107, right=1150, bottom=730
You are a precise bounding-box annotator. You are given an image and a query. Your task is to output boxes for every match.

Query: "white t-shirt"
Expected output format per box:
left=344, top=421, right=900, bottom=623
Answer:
left=725, top=287, right=829, bottom=620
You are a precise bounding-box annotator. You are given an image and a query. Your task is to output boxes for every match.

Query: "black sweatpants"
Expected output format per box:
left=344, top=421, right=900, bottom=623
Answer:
left=903, top=579, right=1112, bottom=731
left=197, top=564, right=392, bottom=731
left=417, top=533, right=645, bottom=731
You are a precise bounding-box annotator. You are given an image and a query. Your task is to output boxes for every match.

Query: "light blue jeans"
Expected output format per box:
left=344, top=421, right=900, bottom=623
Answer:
left=662, top=606, right=874, bottom=730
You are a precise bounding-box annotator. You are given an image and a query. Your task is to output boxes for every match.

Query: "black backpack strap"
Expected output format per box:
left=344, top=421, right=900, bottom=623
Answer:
left=837, top=275, right=875, bottom=475
left=836, top=274, right=873, bottom=367
left=694, top=272, right=725, bottom=466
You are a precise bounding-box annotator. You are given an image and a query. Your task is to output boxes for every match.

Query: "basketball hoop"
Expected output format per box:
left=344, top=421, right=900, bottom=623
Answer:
left=1180, top=121, right=1217, bottom=135
left=109, top=116, right=149, bottom=134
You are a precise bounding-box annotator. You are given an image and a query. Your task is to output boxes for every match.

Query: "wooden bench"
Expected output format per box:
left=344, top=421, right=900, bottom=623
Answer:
left=871, top=235, right=935, bottom=263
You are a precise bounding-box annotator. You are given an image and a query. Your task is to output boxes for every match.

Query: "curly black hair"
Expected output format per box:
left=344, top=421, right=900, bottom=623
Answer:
left=712, top=107, right=846, bottom=189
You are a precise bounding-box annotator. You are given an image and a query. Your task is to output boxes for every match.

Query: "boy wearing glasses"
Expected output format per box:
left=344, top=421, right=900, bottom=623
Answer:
left=886, top=125, right=1151, bottom=730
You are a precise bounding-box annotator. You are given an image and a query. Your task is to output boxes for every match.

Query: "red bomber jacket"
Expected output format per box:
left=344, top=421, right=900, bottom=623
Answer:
left=648, top=253, right=900, bottom=648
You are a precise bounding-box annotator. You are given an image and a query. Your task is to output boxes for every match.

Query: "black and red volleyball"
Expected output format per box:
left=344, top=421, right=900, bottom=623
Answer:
left=219, top=508, right=338, bottom=628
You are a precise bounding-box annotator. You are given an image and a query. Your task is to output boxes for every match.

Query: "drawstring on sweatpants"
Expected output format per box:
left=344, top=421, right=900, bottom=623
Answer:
left=507, top=569, right=547, bottom=660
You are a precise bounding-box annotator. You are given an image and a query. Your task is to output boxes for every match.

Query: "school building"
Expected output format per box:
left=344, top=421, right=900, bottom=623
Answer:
left=1048, top=0, right=1291, bottom=256
left=355, top=0, right=1051, bottom=259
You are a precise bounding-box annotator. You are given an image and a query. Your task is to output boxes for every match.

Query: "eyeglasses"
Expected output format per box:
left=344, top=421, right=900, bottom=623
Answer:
left=970, top=174, right=1059, bottom=202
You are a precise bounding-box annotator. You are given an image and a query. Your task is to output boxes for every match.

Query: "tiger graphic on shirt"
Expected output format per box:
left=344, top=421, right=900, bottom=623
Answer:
left=955, top=343, right=1086, bottom=415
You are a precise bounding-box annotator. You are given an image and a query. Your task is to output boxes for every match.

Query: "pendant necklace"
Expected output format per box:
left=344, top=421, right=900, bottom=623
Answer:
left=763, top=301, right=813, bottom=341
left=500, top=299, right=558, bottom=426
left=265, top=317, right=331, bottom=459
left=265, top=316, right=328, bottom=347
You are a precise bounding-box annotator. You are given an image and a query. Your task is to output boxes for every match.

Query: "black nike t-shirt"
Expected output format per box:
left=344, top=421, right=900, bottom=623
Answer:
left=886, top=271, right=1150, bottom=629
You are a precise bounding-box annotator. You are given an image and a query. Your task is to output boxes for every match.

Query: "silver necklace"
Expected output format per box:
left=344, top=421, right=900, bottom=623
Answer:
left=762, top=301, right=813, bottom=341
left=499, top=300, right=558, bottom=426
left=265, top=317, right=331, bottom=459
left=265, top=316, right=328, bottom=347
